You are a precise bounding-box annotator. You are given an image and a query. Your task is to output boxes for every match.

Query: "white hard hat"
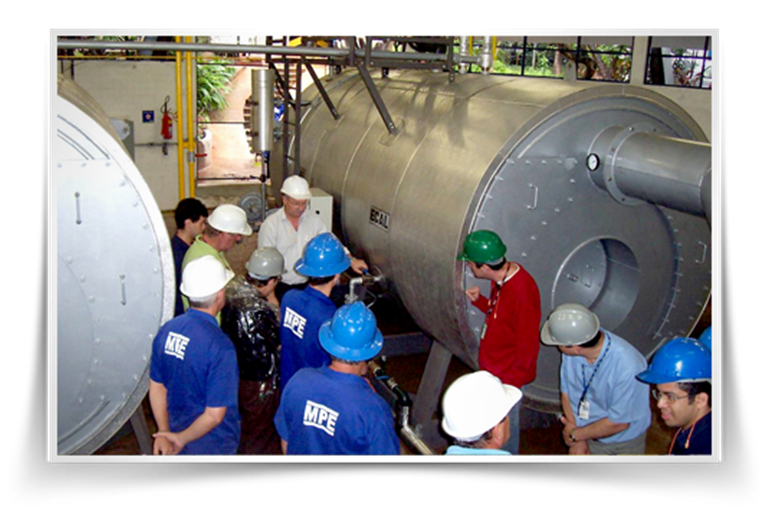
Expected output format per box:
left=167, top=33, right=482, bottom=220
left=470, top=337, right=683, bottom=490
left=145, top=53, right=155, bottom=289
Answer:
left=441, top=371, right=522, bottom=442
left=180, top=255, right=234, bottom=300
left=540, top=303, right=600, bottom=346
left=207, top=204, right=253, bottom=236
left=280, top=175, right=312, bottom=200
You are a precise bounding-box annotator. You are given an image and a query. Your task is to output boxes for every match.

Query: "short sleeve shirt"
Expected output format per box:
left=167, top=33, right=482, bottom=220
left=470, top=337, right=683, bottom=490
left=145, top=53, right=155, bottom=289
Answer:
left=274, top=366, right=400, bottom=455
left=258, top=208, right=327, bottom=285
left=279, top=286, right=335, bottom=388
left=180, top=236, right=231, bottom=321
left=150, top=309, right=241, bottom=454
left=560, top=330, right=651, bottom=443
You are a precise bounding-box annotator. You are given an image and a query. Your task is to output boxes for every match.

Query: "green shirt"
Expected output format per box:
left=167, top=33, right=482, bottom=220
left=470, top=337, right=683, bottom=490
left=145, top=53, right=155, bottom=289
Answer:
left=180, top=235, right=233, bottom=323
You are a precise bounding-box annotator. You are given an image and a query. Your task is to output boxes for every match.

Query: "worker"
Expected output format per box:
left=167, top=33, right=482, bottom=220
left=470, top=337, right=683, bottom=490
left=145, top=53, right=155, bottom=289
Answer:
left=636, top=336, right=712, bottom=455
left=149, top=255, right=240, bottom=455
left=221, top=247, right=285, bottom=455
left=278, top=232, right=348, bottom=388
left=274, top=301, right=400, bottom=455
left=441, top=370, right=523, bottom=455
left=457, top=229, right=541, bottom=454
left=181, top=203, right=252, bottom=316
left=698, top=325, right=712, bottom=351
left=541, top=303, right=651, bottom=455
left=170, top=198, right=208, bottom=316
left=258, top=175, right=367, bottom=302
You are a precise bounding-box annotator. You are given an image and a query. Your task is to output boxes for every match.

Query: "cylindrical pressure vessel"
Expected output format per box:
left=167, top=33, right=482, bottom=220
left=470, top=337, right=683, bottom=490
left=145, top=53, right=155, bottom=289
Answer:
left=251, top=69, right=274, bottom=153
left=55, top=75, right=174, bottom=454
left=294, top=69, right=712, bottom=409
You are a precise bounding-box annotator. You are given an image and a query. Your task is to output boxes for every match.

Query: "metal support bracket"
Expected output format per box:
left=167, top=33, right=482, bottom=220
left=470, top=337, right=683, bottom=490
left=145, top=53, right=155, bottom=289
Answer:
left=305, top=61, right=340, bottom=121
left=356, top=62, right=399, bottom=135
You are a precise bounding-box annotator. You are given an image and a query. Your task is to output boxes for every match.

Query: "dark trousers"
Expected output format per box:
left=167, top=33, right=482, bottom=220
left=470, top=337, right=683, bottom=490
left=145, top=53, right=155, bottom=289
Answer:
left=238, top=378, right=282, bottom=455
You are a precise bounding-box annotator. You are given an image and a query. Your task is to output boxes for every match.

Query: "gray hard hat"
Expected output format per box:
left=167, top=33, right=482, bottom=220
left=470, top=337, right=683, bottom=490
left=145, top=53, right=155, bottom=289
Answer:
left=245, top=247, right=286, bottom=279
left=540, top=303, right=600, bottom=346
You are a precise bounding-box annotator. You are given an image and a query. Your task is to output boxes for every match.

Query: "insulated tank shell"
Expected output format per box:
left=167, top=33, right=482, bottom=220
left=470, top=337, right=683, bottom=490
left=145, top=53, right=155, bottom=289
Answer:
left=295, top=69, right=711, bottom=408
left=54, top=75, right=175, bottom=454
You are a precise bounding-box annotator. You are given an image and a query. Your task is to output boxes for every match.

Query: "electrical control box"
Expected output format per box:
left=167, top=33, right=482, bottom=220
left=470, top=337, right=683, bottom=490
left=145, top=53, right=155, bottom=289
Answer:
left=308, top=188, right=333, bottom=231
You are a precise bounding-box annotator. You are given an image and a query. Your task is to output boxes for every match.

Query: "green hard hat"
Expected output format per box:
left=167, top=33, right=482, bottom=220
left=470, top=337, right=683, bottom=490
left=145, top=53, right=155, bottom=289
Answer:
left=458, top=230, right=507, bottom=264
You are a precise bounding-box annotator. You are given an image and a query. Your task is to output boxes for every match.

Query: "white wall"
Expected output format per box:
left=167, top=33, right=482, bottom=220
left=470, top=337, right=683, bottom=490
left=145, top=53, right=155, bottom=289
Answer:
left=60, top=60, right=182, bottom=211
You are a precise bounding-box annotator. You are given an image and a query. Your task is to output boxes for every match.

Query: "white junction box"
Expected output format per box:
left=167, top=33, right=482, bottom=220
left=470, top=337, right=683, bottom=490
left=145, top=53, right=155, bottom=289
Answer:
left=308, top=188, right=333, bottom=231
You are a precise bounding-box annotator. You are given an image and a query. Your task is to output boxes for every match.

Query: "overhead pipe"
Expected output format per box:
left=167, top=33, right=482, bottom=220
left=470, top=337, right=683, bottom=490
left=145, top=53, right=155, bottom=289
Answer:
left=56, top=39, right=480, bottom=66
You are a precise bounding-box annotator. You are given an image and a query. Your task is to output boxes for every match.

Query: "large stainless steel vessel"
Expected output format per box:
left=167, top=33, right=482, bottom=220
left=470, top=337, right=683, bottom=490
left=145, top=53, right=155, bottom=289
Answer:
left=295, top=69, right=712, bottom=408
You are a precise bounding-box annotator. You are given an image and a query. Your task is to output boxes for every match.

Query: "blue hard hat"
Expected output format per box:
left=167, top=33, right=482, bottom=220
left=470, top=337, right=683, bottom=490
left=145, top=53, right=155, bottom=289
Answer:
left=698, top=326, right=712, bottom=351
left=636, top=337, right=712, bottom=384
left=295, top=232, right=351, bottom=277
left=319, top=302, right=384, bottom=362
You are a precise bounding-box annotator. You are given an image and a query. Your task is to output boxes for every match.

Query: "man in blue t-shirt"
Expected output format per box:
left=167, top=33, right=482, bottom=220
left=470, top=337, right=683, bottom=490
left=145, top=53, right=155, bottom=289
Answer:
left=541, top=303, right=651, bottom=455
left=274, top=302, right=400, bottom=455
left=279, top=232, right=350, bottom=388
left=636, top=336, right=713, bottom=455
left=150, top=255, right=241, bottom=455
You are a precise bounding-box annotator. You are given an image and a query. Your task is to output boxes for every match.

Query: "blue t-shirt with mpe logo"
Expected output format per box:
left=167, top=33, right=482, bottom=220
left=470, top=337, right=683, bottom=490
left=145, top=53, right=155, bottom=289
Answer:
left=150, top=308, right=241, bottom=454
left=279, top=286, right=335, bottom=388
left=274, top=366, right=399, bottom=455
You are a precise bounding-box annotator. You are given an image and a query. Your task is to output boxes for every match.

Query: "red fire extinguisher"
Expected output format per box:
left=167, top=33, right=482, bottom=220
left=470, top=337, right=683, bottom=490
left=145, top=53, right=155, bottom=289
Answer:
left=160, top=96, right=173, bottom=140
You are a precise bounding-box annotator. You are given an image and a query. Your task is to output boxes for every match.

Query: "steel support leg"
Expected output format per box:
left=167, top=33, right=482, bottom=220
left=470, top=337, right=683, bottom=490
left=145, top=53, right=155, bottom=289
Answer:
left=410, top=340, right=452, bottom=451
left=129, top=403, right=152, bottom=455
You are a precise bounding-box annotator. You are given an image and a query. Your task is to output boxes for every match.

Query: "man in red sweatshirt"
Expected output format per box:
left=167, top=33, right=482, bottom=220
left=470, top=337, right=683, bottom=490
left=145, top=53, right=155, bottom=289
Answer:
left=458, top=229, right=541, bottom=454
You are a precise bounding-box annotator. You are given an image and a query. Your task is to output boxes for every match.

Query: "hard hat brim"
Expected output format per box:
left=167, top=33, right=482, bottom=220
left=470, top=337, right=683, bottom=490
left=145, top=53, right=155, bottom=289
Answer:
left=294, top=256, right=350, bottom=277
left=318, top=321, right=384, bottom=362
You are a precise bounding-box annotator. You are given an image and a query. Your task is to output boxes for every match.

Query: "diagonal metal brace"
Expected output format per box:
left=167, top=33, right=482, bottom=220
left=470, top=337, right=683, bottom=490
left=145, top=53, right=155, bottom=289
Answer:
left=356, top=62, right=399, bottom=135
left=305, top=61, right=340, bottom=121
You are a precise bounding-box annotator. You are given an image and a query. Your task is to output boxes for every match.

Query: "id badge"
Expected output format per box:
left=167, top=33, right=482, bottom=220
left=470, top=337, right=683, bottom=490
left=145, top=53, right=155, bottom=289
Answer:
left=578, top=400, right=591, bottom=420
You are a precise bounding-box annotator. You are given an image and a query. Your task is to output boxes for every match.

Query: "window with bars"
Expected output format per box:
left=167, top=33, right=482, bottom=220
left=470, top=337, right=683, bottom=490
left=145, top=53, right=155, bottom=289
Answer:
left=464, top=36, right=633, bottom=83
left=645, top=36, right=712, bottom=89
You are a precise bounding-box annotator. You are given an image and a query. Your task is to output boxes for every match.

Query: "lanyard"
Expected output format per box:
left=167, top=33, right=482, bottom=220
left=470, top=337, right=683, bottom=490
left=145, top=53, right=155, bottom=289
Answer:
left=485, top=265, right=512, bottom=321
left=667, top=413, right=706, bottom=454
left=577, top=333, right=611, bottom=414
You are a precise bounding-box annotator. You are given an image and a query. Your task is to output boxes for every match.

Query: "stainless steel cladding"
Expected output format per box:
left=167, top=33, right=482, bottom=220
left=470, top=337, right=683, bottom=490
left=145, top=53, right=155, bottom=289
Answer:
left=251, top=69, right=275, bottom=153
left=55, top=75, right=174, bottom=454
left=295, top=69, right=712, bottom=408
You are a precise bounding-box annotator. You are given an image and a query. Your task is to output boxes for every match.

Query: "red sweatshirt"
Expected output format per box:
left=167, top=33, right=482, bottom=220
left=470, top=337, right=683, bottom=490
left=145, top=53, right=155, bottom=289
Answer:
left=473, top=264, right=541, bottom=388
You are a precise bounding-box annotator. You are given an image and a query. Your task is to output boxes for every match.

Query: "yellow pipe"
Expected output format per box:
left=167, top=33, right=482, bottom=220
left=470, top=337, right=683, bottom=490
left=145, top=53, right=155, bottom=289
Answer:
left=175, top=36, right=186, bottom=201
left=185, top=36, right=196, bottom=198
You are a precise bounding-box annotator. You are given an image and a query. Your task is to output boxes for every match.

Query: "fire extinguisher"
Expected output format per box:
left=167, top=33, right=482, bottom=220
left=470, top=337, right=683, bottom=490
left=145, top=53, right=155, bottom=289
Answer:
left=160, top=96, right=173, bottom=140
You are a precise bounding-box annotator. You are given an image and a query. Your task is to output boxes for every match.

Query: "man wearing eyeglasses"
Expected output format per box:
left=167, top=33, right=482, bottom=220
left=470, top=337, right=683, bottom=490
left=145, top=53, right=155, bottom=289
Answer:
left=636, top=336, right=712, bottom=455
left=259, top=175, right=368, bottom=303
left=541, top=303, right=651, bottom=455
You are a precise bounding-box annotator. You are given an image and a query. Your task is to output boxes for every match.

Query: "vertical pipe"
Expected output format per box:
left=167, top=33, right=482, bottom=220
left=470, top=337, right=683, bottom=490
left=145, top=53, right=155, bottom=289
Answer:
left=174, top=36, right=186, bottom=200
left=295, top=57, right=303, bottom=174
left=185, top=36, right=196, bottom=197
left=283, top=60, right=290, bottom=178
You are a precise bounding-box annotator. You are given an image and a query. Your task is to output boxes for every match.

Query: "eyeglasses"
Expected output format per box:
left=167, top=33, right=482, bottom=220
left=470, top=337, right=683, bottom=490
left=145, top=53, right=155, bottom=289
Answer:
left=652, top=389, right=690, bottom=403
